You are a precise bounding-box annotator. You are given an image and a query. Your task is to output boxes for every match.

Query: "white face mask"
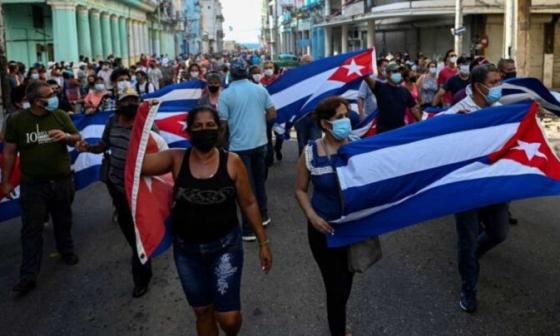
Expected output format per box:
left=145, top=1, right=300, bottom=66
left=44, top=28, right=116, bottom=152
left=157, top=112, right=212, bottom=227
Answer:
left=429, top=67, right=437, bottom=76
left=264, top=69, right=274, bottom=77
left=117, top=80, right=131, bottom=92
left=459, top=65, right=470, bottom=75
left=31, top=73, right=39, bottom=80
left=131, top=75, right=137, bottom=82
left=252, top=74, right=262, bottom=83
left=22, top=101, right=31, bottom=109
left=190, top=71, right=199, bottom=78
left=449, top=56, right=458, bottom=64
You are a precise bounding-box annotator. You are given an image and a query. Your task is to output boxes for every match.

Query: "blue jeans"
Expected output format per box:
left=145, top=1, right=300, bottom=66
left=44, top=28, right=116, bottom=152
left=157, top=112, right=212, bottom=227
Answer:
left=295, top=114, right=322, bottom=155
left=173, top=228, right=244, bottom=312
left=455, top=203, right=510, bottom=294
left=234, top=145, right=268, bottom=236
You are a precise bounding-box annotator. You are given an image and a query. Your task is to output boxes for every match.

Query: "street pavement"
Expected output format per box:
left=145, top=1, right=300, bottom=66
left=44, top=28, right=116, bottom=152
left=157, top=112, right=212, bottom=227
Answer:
left=0, top=139, right=559, bottom=336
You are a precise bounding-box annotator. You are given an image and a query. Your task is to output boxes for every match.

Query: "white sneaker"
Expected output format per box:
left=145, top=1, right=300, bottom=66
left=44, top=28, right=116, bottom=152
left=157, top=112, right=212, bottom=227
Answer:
left=262, top=218, right=271, bottom=227
left=242, top=234, right=257, bottom=242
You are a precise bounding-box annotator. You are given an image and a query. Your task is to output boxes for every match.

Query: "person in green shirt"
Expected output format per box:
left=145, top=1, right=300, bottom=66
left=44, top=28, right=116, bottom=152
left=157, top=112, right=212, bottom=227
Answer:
left=1, top=81, right=81, bottom=295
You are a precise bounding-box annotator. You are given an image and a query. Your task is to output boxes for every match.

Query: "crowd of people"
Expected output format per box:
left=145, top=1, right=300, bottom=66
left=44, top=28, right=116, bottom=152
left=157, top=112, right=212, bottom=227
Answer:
left=0, top=47, right=531, bottom=336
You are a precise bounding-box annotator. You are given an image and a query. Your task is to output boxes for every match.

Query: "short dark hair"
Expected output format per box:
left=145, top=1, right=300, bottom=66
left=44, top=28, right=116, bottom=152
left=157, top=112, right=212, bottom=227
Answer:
left=377, top=58, right=388, bottom=67
left=313, top=96, right=350, bottom=131
left=26, top=81, right=50, bottom=103
left=186, top=106, right=221, bottom=133
left=497, top=58, right=515, bottom=71
left=187, top=63, right=201, bottom=72
left=471, top=64, right=499, bottom=86
left=110, top=67, right=130, bottom=82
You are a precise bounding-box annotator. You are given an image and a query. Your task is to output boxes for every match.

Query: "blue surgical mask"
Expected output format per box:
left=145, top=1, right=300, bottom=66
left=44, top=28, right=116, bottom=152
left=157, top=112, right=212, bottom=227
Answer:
left=483, top=85, right=502, bottom=104
left=328, top=117, right=352, bottom=141
left=390, top=73, right=402, bottom=84
left=94, top=83, right=105, bottom=91
left=459, top=65, right=470, bottom=75
left=44, top=96, right=59, bottom=112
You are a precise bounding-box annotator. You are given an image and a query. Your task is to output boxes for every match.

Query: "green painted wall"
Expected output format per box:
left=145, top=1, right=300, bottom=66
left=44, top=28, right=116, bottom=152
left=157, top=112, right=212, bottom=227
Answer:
left=4, top=4, right=53, bottom=66
left=4, top=1, right=181, bottom=67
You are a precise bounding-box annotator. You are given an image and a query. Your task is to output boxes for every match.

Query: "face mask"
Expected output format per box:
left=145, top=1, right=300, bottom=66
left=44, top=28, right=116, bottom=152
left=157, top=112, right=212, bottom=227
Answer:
left=102, top=65, right=109, bottom=70
left=190, top=129, right=219, bottom=152
left=390, top=73, right=402, bottom=84
left=449, top=56, right=458, bottom=64
left=31, top=73, right=39, bottom=80
left=131, top=75, right=137, bottom=82
left=480, top=84, right=502, bottom=104
left=95, top=83, right=105, bottom=91
left=22, top=101, right=31, bottom=109
left=328, top=117, right=351, bottom=141
left=44, top=96, right=59, bottom=112
left=252, top=74, right=262, bottom=83
left=264, top=69, right=274, bottom=77
left=503, top=72, right=517, bottom=80
left=429, top=68, right=437, bottom=76
left=190, top=71, right=199, bottom=78
left=459, top=65, right=470, bottom=75
left=208, top=85, right=220, bottom=93
left=119, top=104, right=139, bottom=118
left=411, top=65, right=418, bottom=72
left=117, top=80, right=130, bottom=92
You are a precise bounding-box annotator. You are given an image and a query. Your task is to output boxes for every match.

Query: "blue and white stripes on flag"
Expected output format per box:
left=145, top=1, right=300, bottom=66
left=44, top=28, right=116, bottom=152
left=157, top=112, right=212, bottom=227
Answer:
left=0, top=80, right=204, bottom=222
left=267, top=49, right=376, bottom=129
left=328, top=102, right=560, bottom=247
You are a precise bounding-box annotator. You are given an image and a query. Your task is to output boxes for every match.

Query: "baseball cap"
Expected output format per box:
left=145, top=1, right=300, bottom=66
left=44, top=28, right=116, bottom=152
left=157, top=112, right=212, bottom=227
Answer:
left=230, top=58, right=248, bottom=77
left=386, top=62, right=403, bottom=73
left=118, top=85, right=139, bottom=101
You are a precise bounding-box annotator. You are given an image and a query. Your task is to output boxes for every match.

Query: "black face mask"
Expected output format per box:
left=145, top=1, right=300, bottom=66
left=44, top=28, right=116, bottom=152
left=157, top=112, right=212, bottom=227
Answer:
left=208, top=85, right=220, bottom=93
left=503, top=72, right=517, bottom=80
left=190, top=129, right=219, bottom=152
left=118, top=104, right=139, bottom=118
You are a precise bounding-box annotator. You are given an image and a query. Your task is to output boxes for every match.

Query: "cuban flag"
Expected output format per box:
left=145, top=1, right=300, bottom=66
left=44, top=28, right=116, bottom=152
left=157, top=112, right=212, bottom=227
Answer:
left=144, top=79, right=206, bottom=147
left=0, top=112, right=109, bottom=222
left=423, top=77, right=560, bottom=120
left=125, top=102, right=174, bottom=263
left=328, top=101, right=560, bottom=247
left=267, top=49, right=376, bottom=130
left=124, top=80, right=203, bottom=262
left=0, top=80, right=204, bottom=224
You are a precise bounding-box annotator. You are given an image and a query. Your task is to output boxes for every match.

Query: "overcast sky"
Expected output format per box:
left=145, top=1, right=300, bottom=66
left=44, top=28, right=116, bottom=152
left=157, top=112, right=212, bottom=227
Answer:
left=221, top=0, right=261, bottom=43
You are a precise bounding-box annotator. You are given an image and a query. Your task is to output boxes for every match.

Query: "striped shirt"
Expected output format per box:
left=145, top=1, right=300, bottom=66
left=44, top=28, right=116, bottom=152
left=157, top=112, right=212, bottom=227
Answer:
left=101, top=116, right=131, bottom=192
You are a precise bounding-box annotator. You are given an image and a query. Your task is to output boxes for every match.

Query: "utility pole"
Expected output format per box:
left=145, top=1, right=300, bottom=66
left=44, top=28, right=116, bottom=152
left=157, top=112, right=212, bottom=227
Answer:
left=454, top=0, right=463, bottom=54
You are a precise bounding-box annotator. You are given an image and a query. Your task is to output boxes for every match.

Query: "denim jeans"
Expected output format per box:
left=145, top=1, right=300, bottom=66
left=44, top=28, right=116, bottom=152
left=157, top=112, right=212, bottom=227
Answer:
left=107, top=182, right=152, bottom=287
left=174, top=228, right=244, bottom=312
left=455, top=203, right=509, bottom=294
left=295, top=114, right=322, bottom=155
left=19, top=176, right=75, bottom=281
left=234, top=145, right=268, bottom=236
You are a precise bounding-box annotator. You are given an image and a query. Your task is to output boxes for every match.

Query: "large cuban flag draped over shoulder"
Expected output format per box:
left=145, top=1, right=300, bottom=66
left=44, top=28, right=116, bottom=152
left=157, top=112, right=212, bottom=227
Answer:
left=423, top=77, right=560, bottom=119
left=328, top=102, right=560, bottom=247
left=0, top=80, right=204, bottom=223
left=267, top=48, right=376, bottom=127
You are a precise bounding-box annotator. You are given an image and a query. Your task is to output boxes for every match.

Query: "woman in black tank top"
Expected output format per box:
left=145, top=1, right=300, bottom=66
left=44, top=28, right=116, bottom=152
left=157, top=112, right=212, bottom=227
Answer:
left=141, top=106, right=272, bottom=336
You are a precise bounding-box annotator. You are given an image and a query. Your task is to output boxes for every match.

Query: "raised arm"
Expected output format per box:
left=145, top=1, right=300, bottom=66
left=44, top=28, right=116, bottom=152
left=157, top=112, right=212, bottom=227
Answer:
left=142, top=149, right=183, bottom=177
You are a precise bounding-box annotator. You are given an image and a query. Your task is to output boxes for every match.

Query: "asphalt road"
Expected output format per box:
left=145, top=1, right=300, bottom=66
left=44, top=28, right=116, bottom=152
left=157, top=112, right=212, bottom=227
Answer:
left=1, top=140, right=559, bottom=336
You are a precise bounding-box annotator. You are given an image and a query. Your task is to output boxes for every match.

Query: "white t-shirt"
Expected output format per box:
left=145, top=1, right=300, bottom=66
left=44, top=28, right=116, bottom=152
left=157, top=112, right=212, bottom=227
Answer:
left=441, top=95, right=501, bottom=115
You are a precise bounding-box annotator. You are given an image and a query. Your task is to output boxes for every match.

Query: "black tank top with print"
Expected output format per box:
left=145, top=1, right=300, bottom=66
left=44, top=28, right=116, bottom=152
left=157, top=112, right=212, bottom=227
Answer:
left=171, top=148, right=239, bottom=243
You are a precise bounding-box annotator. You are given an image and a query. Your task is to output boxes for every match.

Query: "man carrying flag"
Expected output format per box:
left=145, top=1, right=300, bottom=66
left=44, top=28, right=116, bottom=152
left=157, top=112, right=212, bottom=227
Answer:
left=443, top=64, right=509, bottom=313
left=2, top=81, right=81, bottom=295
left=364, top=62, right=421, bottom=133
left=76, top=85, right=154, bottom=298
